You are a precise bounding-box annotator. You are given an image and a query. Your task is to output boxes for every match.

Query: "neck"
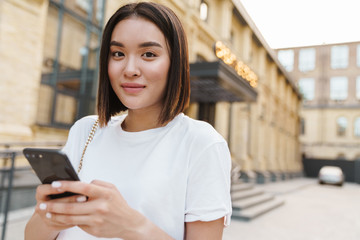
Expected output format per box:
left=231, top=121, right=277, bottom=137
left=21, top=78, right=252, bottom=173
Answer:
left=122, top=109, right=164, bottom=132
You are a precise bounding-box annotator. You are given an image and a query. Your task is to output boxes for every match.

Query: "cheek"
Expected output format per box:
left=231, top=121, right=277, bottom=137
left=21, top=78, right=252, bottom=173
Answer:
left=147, top=61, right=170, bottom=85
left=107, top=61, right=117, bottom=81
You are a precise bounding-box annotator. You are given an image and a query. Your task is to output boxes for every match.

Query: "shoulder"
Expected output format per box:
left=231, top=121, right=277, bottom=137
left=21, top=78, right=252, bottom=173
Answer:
left=70, top=115, right=99, bottom=135
left=71, top=114, right=125, bottom=132
left=179, top=114, right=225, bottom=145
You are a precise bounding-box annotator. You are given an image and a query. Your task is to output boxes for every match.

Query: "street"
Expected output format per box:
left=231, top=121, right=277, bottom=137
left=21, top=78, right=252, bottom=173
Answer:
left=3, top=178, right=360, bottom=240
left=224, top=178, right=360, bottom=240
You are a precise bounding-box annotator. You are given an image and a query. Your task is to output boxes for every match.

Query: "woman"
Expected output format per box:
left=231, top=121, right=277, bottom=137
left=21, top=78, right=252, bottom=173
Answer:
left=25, top=2, right=232, bottom=239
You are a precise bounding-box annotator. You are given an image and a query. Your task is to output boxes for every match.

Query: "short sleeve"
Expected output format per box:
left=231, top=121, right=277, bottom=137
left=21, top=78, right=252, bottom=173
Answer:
left=185, top=141, right=232, bottom=226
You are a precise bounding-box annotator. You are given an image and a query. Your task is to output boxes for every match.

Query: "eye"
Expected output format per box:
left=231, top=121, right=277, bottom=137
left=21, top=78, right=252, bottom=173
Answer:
left=111, top=51, right=124, bottom=58
left=142, top=52, right=156, bottom=58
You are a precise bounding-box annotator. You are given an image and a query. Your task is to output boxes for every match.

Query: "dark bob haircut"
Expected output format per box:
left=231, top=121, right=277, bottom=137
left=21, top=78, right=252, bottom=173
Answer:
left=97, top=2, right=190, bottom=127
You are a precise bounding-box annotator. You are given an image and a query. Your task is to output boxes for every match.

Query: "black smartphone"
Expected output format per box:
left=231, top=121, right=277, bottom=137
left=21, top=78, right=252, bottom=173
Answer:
left=23, top=148, right=80, bottom=199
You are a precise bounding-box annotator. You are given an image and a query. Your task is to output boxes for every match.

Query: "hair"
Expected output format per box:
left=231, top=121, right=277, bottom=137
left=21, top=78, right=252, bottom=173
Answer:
left=97, top=2, right=190, bottom=127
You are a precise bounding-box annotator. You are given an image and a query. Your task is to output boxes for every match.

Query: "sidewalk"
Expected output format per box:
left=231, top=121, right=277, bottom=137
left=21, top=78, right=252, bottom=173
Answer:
left=0, top=206, right=34, bottom=240
left=223, top=178, right=360, bottom=240
left=223, top=177, right=317, bottom=240
left=3, top=178, right=315, bottom=240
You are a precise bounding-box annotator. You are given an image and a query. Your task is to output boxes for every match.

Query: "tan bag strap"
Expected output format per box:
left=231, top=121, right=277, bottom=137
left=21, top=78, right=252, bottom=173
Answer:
left=77, top=118, right=99, bottom=173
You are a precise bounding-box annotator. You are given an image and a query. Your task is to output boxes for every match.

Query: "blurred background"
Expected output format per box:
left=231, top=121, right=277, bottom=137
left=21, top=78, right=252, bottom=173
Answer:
left=0, top=0, right=359, bottom=239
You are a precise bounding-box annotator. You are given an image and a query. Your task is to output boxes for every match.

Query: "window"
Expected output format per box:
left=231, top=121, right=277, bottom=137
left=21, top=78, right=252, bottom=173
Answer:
left=200, top=0, right=208, bottom=21
left=357, top=76, right=360, bottom=99
left=300, top=118, right=305, bottom=135
left=355, top=117, right=360, bottom=137
left=230, top=31, right=234, bottom=44
left=37, top=1, right=105, bottom=128
left=298, top=48, right=315, bottom=72
left=330, top=77, right=348, bottom=100
left=357, top=45, right=360, bottom=67
left=277, top=49, right=294, bottom=72
left=298, top=78, right=315, bottom=101
left=76, top=0, right=91, bottom=12
left=331, top=45, right=349, bottom=69
left=76, top=0, right=104, bottom=22
left=336, top=117, right=347, bottom=137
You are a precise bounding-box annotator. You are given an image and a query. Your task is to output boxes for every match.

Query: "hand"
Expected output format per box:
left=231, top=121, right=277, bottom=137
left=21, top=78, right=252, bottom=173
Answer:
left=38, top=180, right=148, bottom=239
left=35, top=183, right=80, bottom=232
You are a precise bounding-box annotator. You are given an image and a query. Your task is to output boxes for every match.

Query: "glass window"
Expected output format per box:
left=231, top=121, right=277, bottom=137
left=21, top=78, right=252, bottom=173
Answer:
left=298, top=48, right=316, bottom=72
left=357, top=76, right=360, bottom=99
left=200, top=0, right=208, bottom=21
left=300, top=118, right=305, bottom=135
left=298, top=78, right=315, bottom=101
left=230, top=31, right=234, bottom=44
left=357, top=45, right=360, bottom=67
left=37, top=1, right=105, bottom=128
left=331, top=45, right=349, bottom=69
left=330, top=77, right=348, bottom=100
left=277, top=49, right=294, bottom=72
left=76, top=0, right=91, bottom=12
left=355, top=117, right=360, bottom=137
left=337, top=117, right=347, bottom=137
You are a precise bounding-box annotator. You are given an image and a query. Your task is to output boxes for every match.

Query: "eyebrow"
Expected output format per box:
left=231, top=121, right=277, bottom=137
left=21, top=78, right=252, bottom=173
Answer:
left=110, top=41, right=163, bottom=48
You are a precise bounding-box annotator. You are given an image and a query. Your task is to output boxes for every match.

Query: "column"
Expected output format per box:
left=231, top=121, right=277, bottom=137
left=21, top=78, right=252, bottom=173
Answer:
left=215, top=102, right=230, bottom=141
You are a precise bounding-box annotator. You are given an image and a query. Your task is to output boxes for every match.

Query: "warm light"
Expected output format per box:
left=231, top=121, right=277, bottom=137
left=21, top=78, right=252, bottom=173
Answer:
left=214, top=41, right=258, bottom=88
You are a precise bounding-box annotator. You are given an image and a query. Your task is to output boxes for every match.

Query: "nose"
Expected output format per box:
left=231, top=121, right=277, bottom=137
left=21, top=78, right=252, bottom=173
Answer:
left=124, top=56, right=140, bottom=77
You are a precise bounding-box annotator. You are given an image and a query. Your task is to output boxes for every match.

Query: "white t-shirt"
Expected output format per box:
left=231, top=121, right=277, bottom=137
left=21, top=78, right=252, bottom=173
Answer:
left=57, top=113, right=232, bottom=240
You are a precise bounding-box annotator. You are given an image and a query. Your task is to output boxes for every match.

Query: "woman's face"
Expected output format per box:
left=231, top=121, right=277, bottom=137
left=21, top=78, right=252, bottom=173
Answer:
left=108, top=17, right=170, bottom=114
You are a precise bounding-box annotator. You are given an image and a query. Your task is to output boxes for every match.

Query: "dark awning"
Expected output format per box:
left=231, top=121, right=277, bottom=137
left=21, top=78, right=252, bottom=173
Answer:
left=190, top=61, right=257, bottom=103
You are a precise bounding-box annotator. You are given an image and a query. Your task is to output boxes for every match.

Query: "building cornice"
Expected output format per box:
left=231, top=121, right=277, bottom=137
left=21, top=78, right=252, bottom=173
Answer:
left=232, top=0, right=302, bottom=99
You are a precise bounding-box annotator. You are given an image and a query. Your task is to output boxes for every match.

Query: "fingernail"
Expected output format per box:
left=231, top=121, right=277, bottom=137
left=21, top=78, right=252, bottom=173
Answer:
left=76, top=196, right=87, bottom=203
left=46, top=212, right=52, bottom=219
left=52, top=181, right=62, bottom=188
left=39, top=203, right=47, bottom=210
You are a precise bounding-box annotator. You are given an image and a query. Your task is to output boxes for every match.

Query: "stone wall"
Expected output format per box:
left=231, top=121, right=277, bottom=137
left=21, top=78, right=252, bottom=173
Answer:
left=0, top=0, right=48, bottom=141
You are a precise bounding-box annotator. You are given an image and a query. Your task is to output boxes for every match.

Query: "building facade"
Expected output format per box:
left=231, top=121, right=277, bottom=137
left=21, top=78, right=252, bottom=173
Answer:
left=0, top=0, right=302, bottom=178
left=277, top=42, right=360, bottom=161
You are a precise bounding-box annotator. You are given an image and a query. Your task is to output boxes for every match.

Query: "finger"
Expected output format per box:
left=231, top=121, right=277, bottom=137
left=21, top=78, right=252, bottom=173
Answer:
left=37, top=201, right=91, bottom=224
left=91, top=180, right=116, bottom=189
left=41, top=211, right=75, bottom=228
left=35, top=204, right=75, bottom=229
left=36, top=184, right=64, bottom=201
left=50, top=194, right=87, bottom=203
left=52, top=181, right=110, bottom=199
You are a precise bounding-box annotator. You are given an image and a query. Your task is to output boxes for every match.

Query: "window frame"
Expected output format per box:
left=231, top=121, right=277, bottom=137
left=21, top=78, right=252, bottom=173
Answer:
left=354, top=117, right=360, bottom=138
left=300, top=117, right=305, bottom=135
left=199, top=0, right=209, bottom=21
left=277, top=49, right=294, bottom=72
left=330, top=76, right=348, bottom=101
left=298, top=78, right=315, bottom=101
left=357, top=44, right=360, bottom=67
left=356, top=76, right=360, bottom=100
left=336, top=116, right=347, bottom=137
left=331, top=45, right=349, bottom=69
left=298, top=48, right=316, bottom=72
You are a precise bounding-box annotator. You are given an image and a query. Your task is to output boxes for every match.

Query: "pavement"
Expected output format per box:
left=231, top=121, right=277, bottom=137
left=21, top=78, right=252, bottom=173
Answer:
left=223, top=178, right=360, bottom=240
left=2, top=178, right=317, bottom=240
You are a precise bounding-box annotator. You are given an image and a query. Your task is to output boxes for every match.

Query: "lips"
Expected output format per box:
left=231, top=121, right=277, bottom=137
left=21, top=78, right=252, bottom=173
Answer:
left=121, top=83, right=145, bottom=94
